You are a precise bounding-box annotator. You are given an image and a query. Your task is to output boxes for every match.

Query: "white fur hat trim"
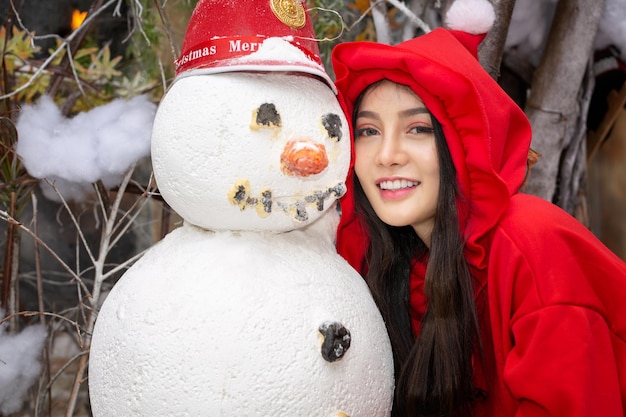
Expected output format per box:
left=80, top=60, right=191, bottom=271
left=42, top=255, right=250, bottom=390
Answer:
left=445, top=0, right=496, bottom=34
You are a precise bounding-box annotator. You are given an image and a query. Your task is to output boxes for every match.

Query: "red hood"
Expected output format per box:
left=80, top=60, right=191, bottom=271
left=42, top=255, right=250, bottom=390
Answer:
left=332, top=28, right=532, bottom=275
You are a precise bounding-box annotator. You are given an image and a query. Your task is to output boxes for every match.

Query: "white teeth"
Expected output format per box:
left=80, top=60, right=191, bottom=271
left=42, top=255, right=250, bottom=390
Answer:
left=379, top=179, right=419, bottom=190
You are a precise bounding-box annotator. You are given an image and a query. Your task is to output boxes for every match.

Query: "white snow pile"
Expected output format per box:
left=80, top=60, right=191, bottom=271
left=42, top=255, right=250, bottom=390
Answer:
left=505, top=0, right=626, bottom=66
left=0, top=309, right=47, bottom=414
left=16, top=94, right=157, bottom=202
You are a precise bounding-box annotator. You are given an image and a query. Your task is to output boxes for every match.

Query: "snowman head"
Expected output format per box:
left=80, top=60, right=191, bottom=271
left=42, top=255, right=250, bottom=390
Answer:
left=152, top=70, right=349, bottom=232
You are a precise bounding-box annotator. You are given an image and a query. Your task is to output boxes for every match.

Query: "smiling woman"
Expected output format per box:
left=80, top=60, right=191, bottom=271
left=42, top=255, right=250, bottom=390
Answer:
left=331, top=0, right=626, bottom=416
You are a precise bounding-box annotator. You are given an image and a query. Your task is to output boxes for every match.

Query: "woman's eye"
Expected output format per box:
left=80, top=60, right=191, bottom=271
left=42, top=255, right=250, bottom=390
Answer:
left=355, top=127, right=379, bottom=137
left=410, top=125, right=434, bottom=135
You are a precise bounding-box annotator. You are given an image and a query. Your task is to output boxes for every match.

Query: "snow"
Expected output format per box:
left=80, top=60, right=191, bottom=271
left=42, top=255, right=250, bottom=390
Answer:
left=234, top=36, right=310, bottom=65
left=0, top=309, right=47, bottom=415
left=15, top=95, right=157, bottom=202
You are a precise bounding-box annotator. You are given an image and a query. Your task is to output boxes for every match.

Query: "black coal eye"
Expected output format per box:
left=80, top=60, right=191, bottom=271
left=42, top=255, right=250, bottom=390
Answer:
left=322, top=113, right=342, bottom=142
left=255, top=103, right=281, bottom=128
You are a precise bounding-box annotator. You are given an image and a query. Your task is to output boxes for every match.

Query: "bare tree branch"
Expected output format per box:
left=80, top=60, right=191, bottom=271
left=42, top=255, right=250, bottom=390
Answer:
left=371, top=0, right=392, bottom=44
left=388, top=0, right=432, bottom=36
left=478, top=0, right=517, bottom=80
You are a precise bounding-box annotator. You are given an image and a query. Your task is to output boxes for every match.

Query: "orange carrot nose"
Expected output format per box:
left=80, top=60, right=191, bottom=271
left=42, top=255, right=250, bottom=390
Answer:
left=280, top=139, right=328, bottom=177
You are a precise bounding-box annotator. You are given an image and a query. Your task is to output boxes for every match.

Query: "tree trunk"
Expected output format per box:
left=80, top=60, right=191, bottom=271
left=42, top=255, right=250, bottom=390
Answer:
left=523, top=0, right=604, bottom=215
left=478, top=0, right=517, bottom=80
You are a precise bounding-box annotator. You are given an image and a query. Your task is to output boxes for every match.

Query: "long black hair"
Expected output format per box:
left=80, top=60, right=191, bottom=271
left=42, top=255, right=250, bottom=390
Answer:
left=352, top=82, right=481, bottom=417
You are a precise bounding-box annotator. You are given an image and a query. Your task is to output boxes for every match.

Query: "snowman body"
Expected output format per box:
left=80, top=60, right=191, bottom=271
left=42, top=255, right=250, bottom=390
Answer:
left=89, top=68, right=394, bottom=416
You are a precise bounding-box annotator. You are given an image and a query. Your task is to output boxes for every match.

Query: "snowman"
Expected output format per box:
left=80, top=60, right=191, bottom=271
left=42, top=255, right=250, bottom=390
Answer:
left=88, top=0, right=394, bottom=416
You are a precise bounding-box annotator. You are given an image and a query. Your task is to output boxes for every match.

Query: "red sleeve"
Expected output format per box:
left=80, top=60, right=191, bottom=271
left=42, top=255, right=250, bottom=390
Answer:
left=487, top=194, right=626, bottom=416
left=505, top=305, right=623, bottom=416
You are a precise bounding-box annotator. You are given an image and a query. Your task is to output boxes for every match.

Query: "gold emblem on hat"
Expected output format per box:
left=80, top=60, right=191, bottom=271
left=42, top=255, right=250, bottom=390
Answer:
left=270, top=0, right=306, bottom=29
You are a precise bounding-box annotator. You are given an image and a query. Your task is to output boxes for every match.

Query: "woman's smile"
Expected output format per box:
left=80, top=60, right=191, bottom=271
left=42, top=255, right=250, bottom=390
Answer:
left=377, top=178, right=421, bottom=200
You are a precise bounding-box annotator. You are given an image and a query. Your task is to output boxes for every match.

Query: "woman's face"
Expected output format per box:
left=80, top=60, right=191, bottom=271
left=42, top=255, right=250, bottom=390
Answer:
left=354, top=80, right=439, bottom=246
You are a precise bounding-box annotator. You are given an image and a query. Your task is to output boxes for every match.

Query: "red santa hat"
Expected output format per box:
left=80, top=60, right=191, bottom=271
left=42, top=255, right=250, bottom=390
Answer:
left=175, top=0, right=335, bottom=91
left=444, top=0, right=496, bottom=56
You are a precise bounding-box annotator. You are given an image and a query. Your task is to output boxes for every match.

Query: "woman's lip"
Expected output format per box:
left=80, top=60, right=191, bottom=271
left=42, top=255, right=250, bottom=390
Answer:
left=379, top=186, right=416, bottom=201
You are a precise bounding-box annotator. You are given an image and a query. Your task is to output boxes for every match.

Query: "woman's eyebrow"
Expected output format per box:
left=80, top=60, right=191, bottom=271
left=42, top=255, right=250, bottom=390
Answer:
left=357, top=107, right=429, bottom=120
left=400, top=107, right=429, bottom=117
left=356, top=110, right=379, bottom=120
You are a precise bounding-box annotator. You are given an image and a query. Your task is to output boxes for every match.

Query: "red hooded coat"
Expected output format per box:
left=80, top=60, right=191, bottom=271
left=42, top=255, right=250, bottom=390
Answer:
left=332, top=28, right=626, bottom=416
